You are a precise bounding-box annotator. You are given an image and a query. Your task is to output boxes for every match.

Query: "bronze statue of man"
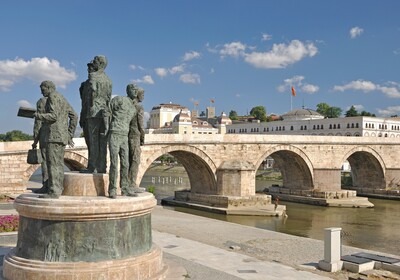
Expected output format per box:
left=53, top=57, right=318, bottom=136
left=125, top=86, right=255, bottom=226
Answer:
left=34, top=81, right=77, bottom=198
left=108, top=84, right=139, bottom=198
left=32, top=95, right=48, bottom=194
left=80, top=55, right=112, bottom=173
left=128, top=87, right=145, bottom=192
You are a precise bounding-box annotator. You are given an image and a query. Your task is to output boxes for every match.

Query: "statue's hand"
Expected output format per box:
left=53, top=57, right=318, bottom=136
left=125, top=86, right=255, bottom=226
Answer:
left=32, top=143, right=37, bottom=149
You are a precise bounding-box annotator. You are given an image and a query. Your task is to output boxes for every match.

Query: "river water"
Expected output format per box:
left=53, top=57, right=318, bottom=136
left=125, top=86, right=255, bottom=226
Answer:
left=29, top=166, right=400, bottom=256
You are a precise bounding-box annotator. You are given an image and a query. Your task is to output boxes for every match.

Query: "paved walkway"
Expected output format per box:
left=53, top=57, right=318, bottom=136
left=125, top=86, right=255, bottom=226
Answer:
left=154, top=231, right=331, bottom=280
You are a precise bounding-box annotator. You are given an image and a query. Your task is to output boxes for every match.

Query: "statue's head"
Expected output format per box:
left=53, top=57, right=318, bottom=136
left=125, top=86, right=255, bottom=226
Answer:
left=87, top=55, right=107, bottom=73
left=126, top=83, right=138, bottom=99
left=40, top=81, right=56, bottom=97
left=137, top=88, right=145, bottom=102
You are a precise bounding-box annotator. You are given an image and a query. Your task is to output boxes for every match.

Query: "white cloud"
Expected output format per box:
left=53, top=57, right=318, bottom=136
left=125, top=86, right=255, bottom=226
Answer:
left=0, top=57, right=76, bottom=91
left=183, top=51, right=201, bottom=61
left=132, top=75, right=154, bottom=85
left=301, top=84, right=319, bottom=94
left=220, top=42, right=247, bottom=58
left=277, top=75, right=319, bottom=94
left=179, top=73, right=200, bottom=84
left=244, top=40, right=318, bottom=69
left=261, top=33, right=272, bottom=41
left=333, top=80, right=376, bottom=92
left=350, top=26, right=364, bottom=39
left=169, top=65, right=185, bottom=75
left=394, top=48, right=400, bottom=55
left=333, top=80, right=400, bottom=98
left=377, top=106, right=400, bottom=117
left=210, top=68, right=215, bottom=74
left=154, top=68, right=168, bottom=78
left=17, top=99, right=33, bottom=108
left=154, top=65, right=185, bottom=78
left=129, top=65, right=145, bottom=71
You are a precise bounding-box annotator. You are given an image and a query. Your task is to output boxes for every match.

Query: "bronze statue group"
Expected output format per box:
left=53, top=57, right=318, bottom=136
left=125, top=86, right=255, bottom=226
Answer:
left=32, top=55, right=145, bottom=199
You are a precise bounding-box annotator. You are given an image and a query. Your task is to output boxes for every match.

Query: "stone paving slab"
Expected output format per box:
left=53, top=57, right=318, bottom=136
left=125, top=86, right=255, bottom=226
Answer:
left=153, top=231, right=332, bottom=280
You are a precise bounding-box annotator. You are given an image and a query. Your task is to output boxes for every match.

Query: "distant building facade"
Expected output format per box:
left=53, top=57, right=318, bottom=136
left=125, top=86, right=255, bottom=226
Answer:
left=227, top=108, right=400, bottom=138
left=147, top=103, right=230, bottom=135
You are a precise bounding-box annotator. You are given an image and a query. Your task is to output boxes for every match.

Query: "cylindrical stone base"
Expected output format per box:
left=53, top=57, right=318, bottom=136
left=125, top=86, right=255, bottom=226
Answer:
left=4, top=246, right=166, bottom=280
left=3, top=193, right=166, bottom=280
left=62, top=171, right=111, bottom=196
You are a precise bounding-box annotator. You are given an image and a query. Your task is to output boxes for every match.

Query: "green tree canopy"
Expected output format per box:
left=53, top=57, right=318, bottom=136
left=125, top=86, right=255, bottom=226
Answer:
left=316, top=103, right=342, bottom=118
left=250, top=106, right=267, bottom=122
left=345, top=105, right=359, bottom=117
left=360, top=111, right=376, bottom=117
left=229, top=110, right=238, bottom=120
left=0, top=130, right=33, bottom=142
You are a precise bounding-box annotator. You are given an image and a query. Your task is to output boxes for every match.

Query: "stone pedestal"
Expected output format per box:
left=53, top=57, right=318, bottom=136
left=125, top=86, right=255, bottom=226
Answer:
left=62, top=171, right=111, bottom=196
left=3, top=176, right=166, bottom=279
left=318, top=227, right=343, bottom=272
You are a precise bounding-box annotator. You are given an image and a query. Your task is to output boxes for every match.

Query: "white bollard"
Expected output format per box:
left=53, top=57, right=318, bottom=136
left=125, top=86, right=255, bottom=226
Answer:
left=318, top=227, right=343, bottom=272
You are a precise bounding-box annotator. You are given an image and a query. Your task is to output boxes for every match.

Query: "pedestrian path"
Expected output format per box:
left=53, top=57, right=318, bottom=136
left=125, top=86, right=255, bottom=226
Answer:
left=153, top=231, right=332, bottom=280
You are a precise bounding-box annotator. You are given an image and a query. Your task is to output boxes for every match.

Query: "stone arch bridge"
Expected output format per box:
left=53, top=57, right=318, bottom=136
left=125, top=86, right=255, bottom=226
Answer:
left=1, top=135, right=399, bottom=198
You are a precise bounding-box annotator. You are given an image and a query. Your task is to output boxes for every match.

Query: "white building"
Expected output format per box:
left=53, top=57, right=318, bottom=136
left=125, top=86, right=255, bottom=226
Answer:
left=227, top=108, right=400, bottom=138
left=147, top=103, right=230, bottom=134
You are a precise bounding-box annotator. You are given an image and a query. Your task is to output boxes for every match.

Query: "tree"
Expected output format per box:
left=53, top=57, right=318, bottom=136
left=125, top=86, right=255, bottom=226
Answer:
left=250, top=106, right=267, bottom=122
left=229, top=110, right=238, bottom=120
left=360, top=111, right=376, bottom=117
left=0, top=130, right=33, bottom=142
left=316, top=103, right=342, bottom=118
left=345, top=106, right=359, bottom=117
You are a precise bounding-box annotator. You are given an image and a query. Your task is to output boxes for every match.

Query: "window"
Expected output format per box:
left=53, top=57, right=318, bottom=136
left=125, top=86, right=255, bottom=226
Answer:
left=329, top=124, right=332, bottom=129
left=338, top=124, right=341, bottom=129
left=347, top=124, right=350, bottom=128
left=333, top=124, right=336, bottom=129
left=356, top=123, right=359, bottom=128
left=321, top=125, right=324, bottom=129
left=351, top=123, right=354, bottom=128
left=290, top=126, right=293, bottom=131
left=304, top=125, right=307, bottom=130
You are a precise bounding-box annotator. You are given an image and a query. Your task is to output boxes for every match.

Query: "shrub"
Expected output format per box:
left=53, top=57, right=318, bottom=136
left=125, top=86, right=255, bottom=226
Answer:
left=147, top=185, right=156, bottom=194
left=0, top=215, right=19, bottom=232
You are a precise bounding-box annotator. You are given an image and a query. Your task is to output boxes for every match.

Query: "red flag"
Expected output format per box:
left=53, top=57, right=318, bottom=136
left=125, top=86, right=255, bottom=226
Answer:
left=210, top=99, right=215, bottom=103
left=291, top=86, right=296, bottom=97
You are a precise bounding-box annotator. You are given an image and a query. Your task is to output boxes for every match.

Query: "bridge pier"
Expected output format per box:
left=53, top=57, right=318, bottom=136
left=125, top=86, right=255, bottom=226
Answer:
left=163, top=160, right=285, bottom=216
left=313, top=168, right=342, bottom=191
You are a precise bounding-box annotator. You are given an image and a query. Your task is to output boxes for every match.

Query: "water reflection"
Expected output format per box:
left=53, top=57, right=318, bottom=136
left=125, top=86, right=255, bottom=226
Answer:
left=166, top=199, right=400, bottom=256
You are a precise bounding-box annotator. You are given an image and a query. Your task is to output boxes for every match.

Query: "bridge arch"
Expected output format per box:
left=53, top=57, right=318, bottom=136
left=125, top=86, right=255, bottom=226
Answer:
left=255, top=145, right=314, bottom=190
left=22, top=151, right=88, bottom=185
left=138, top=145, right=217, bottom=194
left=340, top=146, right=386, bottom=189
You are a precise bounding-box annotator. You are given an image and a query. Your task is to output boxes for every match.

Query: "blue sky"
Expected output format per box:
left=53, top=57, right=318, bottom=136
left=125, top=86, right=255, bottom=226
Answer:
left=1, top=0, right=399, bottom=134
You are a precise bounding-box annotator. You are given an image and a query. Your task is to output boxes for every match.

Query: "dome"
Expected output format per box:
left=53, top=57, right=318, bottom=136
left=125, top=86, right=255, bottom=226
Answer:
left=281, top=108, right=324, bottom=121
left=172, top=109, right=191, bottom=123
left=217, top=112, right=232, bottom=125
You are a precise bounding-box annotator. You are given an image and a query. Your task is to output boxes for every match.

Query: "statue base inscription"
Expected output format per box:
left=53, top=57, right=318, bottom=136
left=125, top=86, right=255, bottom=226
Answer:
left=3, top=193, right=167, bottom=280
